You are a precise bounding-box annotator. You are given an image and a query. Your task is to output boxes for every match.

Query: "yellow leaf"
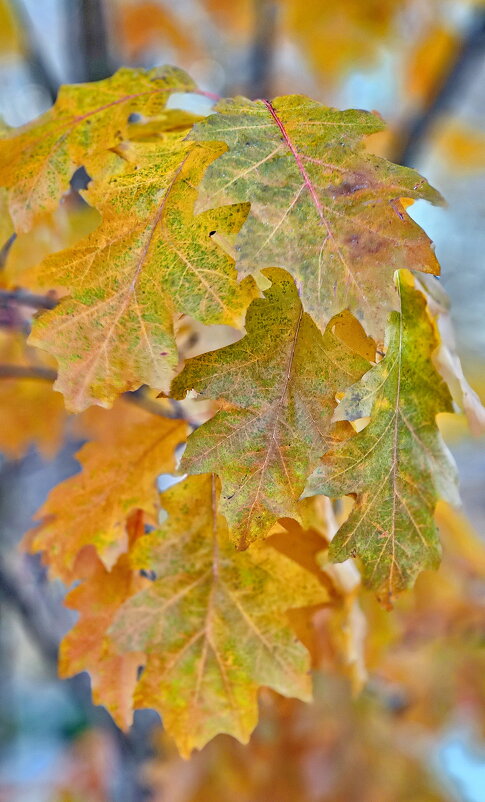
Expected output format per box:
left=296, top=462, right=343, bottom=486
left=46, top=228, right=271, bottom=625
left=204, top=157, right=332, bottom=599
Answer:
left=60, top=511, right=146, bottom=730
left=26, top=405, right=187, bottom=580
left=28, top=140, right=257, bottom=411
left=109, top=474, right=328, bottom=756
left=0, top=66, right=196, bottom=232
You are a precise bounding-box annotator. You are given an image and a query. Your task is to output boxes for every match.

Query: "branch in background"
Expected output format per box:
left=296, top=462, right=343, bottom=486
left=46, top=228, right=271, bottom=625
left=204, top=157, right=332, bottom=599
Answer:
left=8, top=0, right=59, bottom=101
left=0, top=288, right=58, bottom=310
left=0, top=361, right=197, bottom=425
left=71, top=0, right=115, bottom=83
left=0, top=235, right=16, bottom=271
left=247, top=0, right=278, bottom=99
left=397, top=9, right=485, bottom=166
left=0, top=553, right=155, bottom=802
left=0, top=364, right=57, bottom=381
left=0, top=555, right=59, bottom=665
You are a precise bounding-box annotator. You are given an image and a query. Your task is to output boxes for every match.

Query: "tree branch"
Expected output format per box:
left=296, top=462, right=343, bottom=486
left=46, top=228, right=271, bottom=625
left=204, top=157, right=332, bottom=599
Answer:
left=0, top=555, right=59, bottom=665
left=0, top=364, right=57, bottom=381
left=396, top=9, right=485, bottom=166
left=0, top=361, right=197, bottom=424
left=247, top=0, right=277, bottom=99
left=0, top=553, right=155, bottom=801
left=0, top=288, right=58, bottom=310
left=8, top=0, right=59, bottom=101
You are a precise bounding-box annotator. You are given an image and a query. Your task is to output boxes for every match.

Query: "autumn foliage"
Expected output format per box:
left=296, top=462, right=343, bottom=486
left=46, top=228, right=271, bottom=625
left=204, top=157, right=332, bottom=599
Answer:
left=1, top=63, right=484, bottom=761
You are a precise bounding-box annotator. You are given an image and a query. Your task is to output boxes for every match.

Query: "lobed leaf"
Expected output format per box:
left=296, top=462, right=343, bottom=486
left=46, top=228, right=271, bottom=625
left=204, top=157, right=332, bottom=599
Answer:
left=59, top=512, right=146, bottom=730
left=110, top=474, right=328, bottom=756
left=172, top=268, right=370, bottom=547
left=304, top=274, right=460, bottom=604
left=26, top=407, right=187, bottom=580
left=0, top=66, right=196, bottom=232
left=191, top=94, right=443, bottom=336
left=28, top=140, right=256, bottom=411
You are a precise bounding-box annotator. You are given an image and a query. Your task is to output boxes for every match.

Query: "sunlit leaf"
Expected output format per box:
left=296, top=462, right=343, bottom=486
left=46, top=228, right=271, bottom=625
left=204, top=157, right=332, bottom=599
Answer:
left=0, top=65, right=196, bottom=232
left=28, top=140, right=256, bottom=411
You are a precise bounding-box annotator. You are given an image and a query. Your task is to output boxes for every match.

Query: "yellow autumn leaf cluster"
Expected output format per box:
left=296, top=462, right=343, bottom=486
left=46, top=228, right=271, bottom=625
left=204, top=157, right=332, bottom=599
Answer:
left=1, top=64, right=479, bottom=759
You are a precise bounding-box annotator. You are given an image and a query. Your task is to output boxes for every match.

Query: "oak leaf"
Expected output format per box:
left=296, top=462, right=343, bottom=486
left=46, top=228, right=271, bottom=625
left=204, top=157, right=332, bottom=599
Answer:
left=109, top=474, right=328, bottom=756
left=304, top=274, right=459, bottom=603
left=26, top=407, right=187, bottom=580
left=171, top=268, right=369, bottom=548
left=0, top=66, right=197, bottom=232
left=172, top=268, right=370, bottom=548
left=59, top=511, right=146, bottom=730
left=191, top=94, right=442, bottom=335
left=28, top=140, right=256, bottom=411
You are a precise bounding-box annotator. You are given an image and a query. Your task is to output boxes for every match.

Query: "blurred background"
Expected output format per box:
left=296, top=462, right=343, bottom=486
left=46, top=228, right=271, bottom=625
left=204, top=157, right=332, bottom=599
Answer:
left=1, top=1, right=485, bottom=800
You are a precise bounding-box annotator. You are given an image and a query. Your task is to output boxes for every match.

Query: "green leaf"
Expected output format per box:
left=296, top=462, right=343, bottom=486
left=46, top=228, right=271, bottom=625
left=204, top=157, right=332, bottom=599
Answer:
left=172, top=268, right=370, bottom=547
left=304, top=273, right=459, bottom=604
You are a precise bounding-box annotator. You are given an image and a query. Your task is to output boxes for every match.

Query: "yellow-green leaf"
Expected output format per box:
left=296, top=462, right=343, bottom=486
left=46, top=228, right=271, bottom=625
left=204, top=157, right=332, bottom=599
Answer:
left=172, top=268, right=369, bottom=548
left=304, top=274, right=459, bottom=604
left=191, top=95, right=443, bottom=335
left=28, top=140, right=256, bottom=411
left=0, top=66, right=196, bottom=232
left=110, top=474, right=328, bottom=756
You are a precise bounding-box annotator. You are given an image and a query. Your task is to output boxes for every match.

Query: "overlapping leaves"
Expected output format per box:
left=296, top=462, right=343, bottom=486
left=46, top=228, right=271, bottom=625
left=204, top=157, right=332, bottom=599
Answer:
left=172, top=268, right=370, bottom=547
left=2, top=66, right=468, bottom=758
left=109, top=474, right=328, bottom=755
left=305, top=276, right=459, bottom=603
left=29, top=138, right=256, bottom=410
left=191, top=94, right=442, bottom=335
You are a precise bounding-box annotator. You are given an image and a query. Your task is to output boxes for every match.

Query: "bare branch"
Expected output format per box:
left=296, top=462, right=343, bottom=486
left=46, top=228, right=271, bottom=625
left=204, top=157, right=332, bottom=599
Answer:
left=396, top=9, right=485, bottom=166
left=0, top=361, right=198, bottom=424
left=0, top=288, right=58, bottom=310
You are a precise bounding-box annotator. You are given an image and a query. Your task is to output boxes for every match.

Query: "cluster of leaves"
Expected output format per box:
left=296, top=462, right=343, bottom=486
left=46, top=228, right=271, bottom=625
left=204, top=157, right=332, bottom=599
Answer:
left=0, top=64, right=483, bottom=757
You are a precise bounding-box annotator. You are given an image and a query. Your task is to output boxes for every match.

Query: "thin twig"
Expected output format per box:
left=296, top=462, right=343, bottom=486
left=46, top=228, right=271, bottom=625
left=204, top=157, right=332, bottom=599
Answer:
left=0, top=361, right=196, bottom=424
left=0, top=364, right=57, bottom=381
left=0, top=235, right=16, bottom=270
left=0, top=288, right=58, bottom=310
